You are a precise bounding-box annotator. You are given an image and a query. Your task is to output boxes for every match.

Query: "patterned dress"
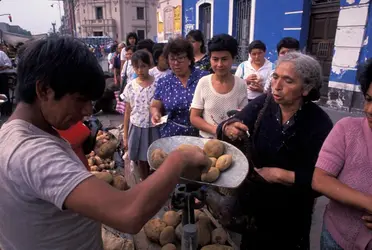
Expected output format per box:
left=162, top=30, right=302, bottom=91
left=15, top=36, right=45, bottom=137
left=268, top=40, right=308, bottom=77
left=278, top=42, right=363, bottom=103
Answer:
left=194, top=54, right=211, bottom=72
left=153, top=67, right=209, bottom=138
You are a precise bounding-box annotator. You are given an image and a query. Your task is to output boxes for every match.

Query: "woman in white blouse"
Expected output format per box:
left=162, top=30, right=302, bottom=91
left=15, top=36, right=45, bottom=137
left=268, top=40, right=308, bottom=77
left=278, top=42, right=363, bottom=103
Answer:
left=190, top=34, right=248, bottom=138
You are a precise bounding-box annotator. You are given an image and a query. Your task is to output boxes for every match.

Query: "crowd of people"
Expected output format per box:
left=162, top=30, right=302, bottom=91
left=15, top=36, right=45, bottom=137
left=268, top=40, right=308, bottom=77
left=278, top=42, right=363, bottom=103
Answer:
left=0, top=29, right=371, bottom=250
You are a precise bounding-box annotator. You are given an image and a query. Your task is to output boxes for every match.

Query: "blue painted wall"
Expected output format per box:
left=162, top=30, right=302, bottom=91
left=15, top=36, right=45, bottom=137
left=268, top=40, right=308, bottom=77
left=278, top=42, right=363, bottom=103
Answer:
left=182, top=0, right=229, bottom=37
left=253, top=0, right=310, bottom=62
left=182, top=0, right=197, bottom=36
left=358, top=2, right=372, bottom=63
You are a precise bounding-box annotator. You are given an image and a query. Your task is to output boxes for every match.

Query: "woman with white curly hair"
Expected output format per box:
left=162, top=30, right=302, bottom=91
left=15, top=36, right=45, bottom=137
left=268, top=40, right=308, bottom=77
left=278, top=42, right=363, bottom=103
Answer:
left=216, top=52, right=333, bottom=249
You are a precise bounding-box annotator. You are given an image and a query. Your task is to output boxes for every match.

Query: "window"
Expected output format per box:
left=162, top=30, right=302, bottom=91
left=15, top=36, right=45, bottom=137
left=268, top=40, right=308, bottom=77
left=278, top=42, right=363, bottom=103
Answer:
left=137, top=7, right=144, bottom=20
left=96, top=7, right=103, bottom=19
left=115, top=7, right=117, bottom=12
left=83, top=9, right=85, bottom=14
left=137, top=30, right=145, bottom=40
left=93, top=31, right=103, bottom=37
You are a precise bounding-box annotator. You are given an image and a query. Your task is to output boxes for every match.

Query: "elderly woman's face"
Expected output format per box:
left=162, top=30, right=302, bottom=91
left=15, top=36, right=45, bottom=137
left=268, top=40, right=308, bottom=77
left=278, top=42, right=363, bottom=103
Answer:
left=168, top=53, right=191, bottom=76
left=364, top=83, right=372, bottom=128
left=271, top=62, right=309, bottom=105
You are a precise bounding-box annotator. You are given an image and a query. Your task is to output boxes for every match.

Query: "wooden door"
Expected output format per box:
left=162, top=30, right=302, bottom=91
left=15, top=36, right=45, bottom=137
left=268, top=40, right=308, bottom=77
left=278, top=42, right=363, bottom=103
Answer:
left=308, top=1, right=340, bottom=97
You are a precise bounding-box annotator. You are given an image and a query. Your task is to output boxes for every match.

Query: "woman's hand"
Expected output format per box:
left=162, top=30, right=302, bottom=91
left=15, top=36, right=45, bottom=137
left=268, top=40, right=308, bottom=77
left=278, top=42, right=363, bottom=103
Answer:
left=151, top=111, right=161, bottom=125
left=223, top=122, right=248, bottom=141
left=248, top=82, right=264, bottom=92
left=362, top=214, right=372, bottom=230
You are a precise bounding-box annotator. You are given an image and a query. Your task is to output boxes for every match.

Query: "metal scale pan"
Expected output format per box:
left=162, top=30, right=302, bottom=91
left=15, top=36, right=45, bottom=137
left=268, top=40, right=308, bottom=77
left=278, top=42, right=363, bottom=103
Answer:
left=147, top=136, right=249, bottom=189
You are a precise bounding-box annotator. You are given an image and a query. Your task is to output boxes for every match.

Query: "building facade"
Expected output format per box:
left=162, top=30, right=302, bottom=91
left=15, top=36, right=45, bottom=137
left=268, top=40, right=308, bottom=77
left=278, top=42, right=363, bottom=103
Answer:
left=157, top=0, right=182, bottom=42
left=73, top=0, right=157, bottom=41
left=182, top=0, right=372, bottom=111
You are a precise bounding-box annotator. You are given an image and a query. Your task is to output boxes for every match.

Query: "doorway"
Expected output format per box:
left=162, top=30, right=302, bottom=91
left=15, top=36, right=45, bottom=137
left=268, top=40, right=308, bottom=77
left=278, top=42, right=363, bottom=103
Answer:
left=199, top=3, right=212, bottom=40
left=307, top=0, right=340, bottom=97
left=233, top=0, right=251, bottom=63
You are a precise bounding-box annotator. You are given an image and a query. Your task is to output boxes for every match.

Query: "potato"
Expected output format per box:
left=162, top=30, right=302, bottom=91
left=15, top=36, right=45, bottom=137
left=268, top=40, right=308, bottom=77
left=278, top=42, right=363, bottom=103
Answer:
left=90, top=165, right=99, bottom=172
left=92, top=171, right=113, bottom=184
left=112, top=175, right=129, bottom=190
left=211, top=228, right=228, bottom=245
left=95, top=139, right=118, bottom=159
left=194, top=209, right=202, bottom=221
left=162, top=211, right=181, bottom=227
left=203, top=139, right=224, bottom=158
left=175, top=223, right=182, bottom=240
left=87, top=158, right=94, bottom=166
left=159, top=226, right=175, bottom=246
left=201, top=245, right=233, bottom=250
left=201, top=167, right=220, bottom=183
left=151, top=149, right=168, bottom=169
left=177, top=144, right=204, bottom=154
left=161, top=243, right=177, bottom=250
left=216, top=154, right=233, bottom=172
left=209, top=157, right=217, bottom=168
left=198, top=212, right=209, bottom=222
left=144, top=218, right=167, bottom=242
left=108, top=161, right=115, bottom=169
left=94, top=156, right=103, bottom=165
left=197, top=219, right=212, bottom=247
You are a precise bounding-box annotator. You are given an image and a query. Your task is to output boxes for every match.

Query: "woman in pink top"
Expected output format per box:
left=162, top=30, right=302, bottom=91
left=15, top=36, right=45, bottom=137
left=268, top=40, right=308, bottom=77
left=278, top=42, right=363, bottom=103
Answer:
left=312, top=59, right=372, bottom=250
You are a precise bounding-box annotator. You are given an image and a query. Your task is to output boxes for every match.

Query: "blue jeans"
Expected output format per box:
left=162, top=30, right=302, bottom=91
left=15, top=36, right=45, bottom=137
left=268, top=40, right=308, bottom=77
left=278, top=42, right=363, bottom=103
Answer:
left=320, top=224, right=343, bottom=250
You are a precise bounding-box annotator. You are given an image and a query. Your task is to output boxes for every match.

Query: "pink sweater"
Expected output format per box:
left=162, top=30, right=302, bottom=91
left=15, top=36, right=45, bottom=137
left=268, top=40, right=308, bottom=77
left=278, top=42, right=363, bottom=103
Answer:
left=316, top=117, right=372, bottom=250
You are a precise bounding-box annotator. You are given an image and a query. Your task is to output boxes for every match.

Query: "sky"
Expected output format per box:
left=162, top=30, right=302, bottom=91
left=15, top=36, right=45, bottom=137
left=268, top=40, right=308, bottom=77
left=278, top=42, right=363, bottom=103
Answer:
left=0, top=0, right=64, bottom=34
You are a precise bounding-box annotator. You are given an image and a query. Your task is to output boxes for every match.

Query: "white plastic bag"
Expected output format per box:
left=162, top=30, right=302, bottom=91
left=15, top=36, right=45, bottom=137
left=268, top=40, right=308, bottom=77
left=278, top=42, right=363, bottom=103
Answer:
left=123, top=152, right=141, bottom=187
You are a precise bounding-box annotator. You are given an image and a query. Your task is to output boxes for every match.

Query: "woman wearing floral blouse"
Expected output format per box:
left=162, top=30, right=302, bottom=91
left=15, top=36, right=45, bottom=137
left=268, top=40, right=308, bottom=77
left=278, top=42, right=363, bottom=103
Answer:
left=150, top=38, right=209, bottom=137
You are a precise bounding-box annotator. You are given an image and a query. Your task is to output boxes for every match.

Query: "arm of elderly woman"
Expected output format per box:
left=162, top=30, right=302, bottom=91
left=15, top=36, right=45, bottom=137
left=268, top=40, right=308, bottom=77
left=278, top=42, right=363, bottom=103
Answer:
left=312, top=120, right=372, bottom=217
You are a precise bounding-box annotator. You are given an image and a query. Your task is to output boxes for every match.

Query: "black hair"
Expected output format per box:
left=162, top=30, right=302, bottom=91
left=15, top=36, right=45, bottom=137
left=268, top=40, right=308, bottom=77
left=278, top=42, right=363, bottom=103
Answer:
left=207, top=34, right=238, bottom=58
left=126, top=32, right=138, bottom=46
left=163, top=38, right=195, bottom=67
left=186, top=30, right=206, bottom=54
left=136, top=39, right=155, bottom=54
left=131, top=50, right=152, bottom=67
left=248, top=40, right=266, bottom=53
left=125, top=45, right=136, bottom=52
left=276, top=37, right=300, bottom=54
left=357, top=58, right=372, bottom=96
left=16, top=36, right=105, bottom=104
left=152, top=43, right=166, bottom=65
left=110, top=44, right=118, bottom=53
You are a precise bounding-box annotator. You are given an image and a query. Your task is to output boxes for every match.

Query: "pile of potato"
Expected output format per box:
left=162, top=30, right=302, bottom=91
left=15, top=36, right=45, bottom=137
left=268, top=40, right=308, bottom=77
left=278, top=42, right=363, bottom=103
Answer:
left=143, top=209, right=232, bottom=250
left=87, top=150, right=116, bottom=172
left=151, top=139, right=233, bottom=183
left=86, top=130, right=128, bottom=191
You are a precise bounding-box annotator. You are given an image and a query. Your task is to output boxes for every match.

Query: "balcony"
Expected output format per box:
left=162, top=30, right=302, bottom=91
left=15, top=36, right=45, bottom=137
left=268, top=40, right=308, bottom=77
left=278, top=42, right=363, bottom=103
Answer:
left=81, top=19, right=116, bottom=28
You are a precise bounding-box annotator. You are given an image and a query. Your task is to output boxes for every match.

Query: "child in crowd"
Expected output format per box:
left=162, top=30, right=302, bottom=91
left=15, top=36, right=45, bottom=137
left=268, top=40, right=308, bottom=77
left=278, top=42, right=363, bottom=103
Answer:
left=116, top=45, right=137, bottom=114
left=149, top=44, right=171, bottom=80
left=121, top=50, right=159, bottom=181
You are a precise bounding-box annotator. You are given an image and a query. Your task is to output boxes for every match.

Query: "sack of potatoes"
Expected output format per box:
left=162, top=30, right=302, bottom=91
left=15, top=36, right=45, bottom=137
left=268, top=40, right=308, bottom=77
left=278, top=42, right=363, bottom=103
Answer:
left=143, top=209, right=232, bottom=249
left=150, top=139, right=233, bottom=183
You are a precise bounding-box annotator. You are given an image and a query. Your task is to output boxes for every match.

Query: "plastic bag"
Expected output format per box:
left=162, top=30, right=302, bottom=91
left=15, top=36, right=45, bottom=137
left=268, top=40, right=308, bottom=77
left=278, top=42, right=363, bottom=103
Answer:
left=123, top=152, right=141, bottom=187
